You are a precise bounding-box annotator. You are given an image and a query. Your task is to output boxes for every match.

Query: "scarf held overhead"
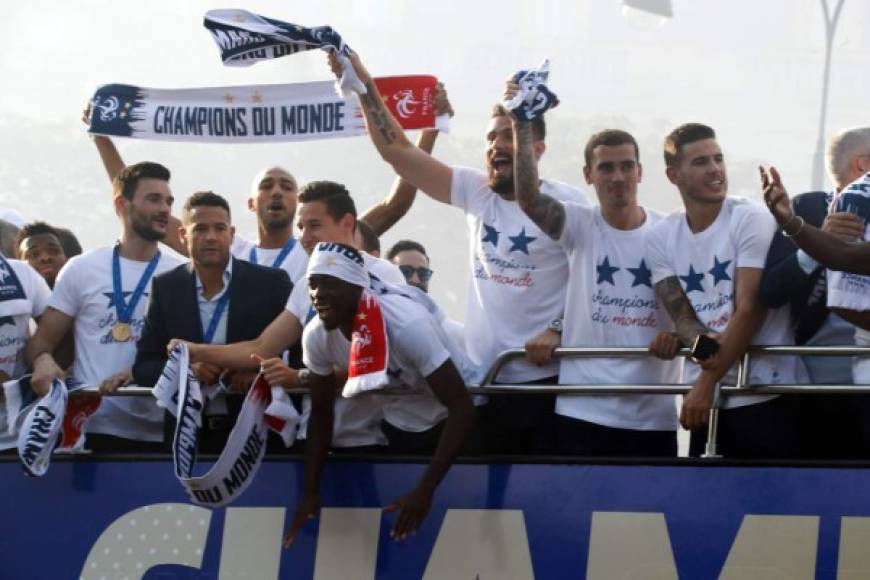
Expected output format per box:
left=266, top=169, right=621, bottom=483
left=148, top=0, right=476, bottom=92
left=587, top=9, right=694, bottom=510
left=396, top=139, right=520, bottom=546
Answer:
left=87, top=76, right=442, bottom=143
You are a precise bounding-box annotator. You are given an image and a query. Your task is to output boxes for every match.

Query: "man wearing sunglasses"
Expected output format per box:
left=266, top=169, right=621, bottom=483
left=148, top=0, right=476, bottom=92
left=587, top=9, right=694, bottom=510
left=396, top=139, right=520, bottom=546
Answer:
left=388, top=240, right=433, bottom=293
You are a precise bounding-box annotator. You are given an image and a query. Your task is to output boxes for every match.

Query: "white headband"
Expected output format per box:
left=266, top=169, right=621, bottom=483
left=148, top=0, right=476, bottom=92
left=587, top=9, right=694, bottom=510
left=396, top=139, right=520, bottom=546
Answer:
left=307, top=242, right=369, bottom=288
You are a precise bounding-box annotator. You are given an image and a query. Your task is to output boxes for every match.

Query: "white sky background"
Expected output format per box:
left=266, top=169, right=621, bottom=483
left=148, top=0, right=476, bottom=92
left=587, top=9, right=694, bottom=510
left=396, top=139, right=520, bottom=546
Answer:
left=0, top=0, right=867, bottom=320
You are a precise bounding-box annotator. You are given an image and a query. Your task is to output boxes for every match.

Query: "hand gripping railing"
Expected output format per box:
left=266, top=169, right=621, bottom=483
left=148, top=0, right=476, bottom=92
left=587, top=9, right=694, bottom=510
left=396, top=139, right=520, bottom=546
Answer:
left=471, top=345, right=870, bottom=458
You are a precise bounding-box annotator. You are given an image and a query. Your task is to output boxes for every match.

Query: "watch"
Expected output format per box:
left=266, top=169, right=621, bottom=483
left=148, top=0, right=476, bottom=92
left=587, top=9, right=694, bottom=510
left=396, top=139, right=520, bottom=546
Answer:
left=548, top=317, right=563, bottom=334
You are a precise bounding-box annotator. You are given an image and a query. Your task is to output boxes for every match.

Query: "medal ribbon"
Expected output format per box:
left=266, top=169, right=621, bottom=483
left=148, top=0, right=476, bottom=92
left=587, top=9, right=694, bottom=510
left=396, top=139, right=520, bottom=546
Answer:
left=112, top=245, right=161, bottom=324
left=201, top=291, right=230, bottom=344
left=248, top=237, right=297, bottom=269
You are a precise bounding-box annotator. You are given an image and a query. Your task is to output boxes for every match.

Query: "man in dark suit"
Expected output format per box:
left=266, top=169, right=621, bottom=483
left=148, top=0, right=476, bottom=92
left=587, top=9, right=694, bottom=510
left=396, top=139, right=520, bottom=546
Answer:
left=759, top=130, right=869, bottom=458
left=134, top=191, right=293, bottom=451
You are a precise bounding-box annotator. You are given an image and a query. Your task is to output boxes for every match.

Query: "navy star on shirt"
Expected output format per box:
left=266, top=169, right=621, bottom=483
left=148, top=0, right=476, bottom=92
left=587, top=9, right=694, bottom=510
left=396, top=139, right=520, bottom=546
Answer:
left=102, top=291, right=148, bottom=309
left=708, top=256, right=732, bottom=285
left=627, top=259, right=653, bottom=288
left=508, top=227, right=537, bottom=254
left=596, top=256, right=620, bottom=285
left=680, top=265, right=705, bottom=294
left=0, top=316, right=15, bottom=327
left=481, top=223, right=500, bottom=247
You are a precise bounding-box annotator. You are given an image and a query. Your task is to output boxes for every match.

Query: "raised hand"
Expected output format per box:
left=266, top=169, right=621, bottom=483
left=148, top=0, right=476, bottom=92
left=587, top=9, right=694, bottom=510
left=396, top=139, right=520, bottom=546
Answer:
left=760, top=166, right=794, bottom=227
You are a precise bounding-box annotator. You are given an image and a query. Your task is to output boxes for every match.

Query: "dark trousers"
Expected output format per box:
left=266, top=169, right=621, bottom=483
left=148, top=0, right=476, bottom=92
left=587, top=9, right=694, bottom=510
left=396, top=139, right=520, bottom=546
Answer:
left=478, top=376, right=558, bottom=455
left=797, top=393, right=864, bottom=459
left=382, top=420, right=445, bottom=455
left=555, top=415, right=677, bottom=457
left=689, top=396, right=800, bottom=459
left=85, top=433, right=165, bottom=454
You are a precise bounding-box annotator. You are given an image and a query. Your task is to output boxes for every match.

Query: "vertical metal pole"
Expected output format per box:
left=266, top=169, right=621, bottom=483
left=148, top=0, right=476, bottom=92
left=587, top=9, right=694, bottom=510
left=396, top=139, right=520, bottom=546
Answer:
left=702, top=382, right=723, bottom=458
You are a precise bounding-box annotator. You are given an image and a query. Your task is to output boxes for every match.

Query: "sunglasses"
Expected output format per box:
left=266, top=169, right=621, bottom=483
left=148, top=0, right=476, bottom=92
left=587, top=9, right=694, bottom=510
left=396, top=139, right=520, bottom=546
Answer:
left=399, top=265, right=434, bottom=282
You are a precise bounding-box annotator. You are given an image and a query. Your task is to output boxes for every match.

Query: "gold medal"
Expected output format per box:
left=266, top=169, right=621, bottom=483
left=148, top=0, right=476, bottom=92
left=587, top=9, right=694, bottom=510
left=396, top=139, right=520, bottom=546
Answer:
left=112, top=322, right=133, bottom=343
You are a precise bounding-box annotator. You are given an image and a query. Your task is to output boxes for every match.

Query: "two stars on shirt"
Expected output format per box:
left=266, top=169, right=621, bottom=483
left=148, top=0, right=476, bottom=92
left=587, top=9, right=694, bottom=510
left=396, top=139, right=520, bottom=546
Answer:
left=481, top=224, right=536, bottom=255
left=596, top=256, right=732, bottom=291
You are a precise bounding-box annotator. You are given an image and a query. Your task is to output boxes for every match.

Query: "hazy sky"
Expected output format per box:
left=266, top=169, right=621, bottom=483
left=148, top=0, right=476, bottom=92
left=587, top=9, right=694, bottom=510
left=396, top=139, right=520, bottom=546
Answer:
left=0, top=0, right=867, bottom=319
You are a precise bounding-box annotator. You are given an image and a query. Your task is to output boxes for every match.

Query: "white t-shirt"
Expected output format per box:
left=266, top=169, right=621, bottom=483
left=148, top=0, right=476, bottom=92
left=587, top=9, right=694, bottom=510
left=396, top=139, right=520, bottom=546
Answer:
left=645, top=197, right=798, bottom=409
left=450, top=166, right=592, bottom=383
left=231, top=234, right=308, bottom=285
left=557, top=205, right=679, bottom=430
left=303, top=291, right=457, bottom=434
left=0, top=259, right=51, bottom=379
left=49, top=246, right=183, bottom=441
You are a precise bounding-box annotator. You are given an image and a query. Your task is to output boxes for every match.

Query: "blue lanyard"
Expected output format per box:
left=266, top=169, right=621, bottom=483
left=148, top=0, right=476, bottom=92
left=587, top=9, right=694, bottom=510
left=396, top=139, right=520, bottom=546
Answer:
left=202, top=291, right=230, bottom=344
left=112, top=246, right=161, bottom=324
left=249, top=237, right=297, bottom=268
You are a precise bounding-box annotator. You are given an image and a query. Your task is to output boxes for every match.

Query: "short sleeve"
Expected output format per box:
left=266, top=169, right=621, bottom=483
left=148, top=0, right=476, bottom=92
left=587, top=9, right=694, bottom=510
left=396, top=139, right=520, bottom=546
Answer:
left=47, top=257, right=82, bottom=317
left=449, top=166, right=487, bottom=213
left=393, top=316, right=451, bottom=378
left=645, top=222, right=675, bottom=285
left=26, top=266, right=51, bottom=317
left=285, top=282, right=310, bottom=322
left=559, top=202, right=595, bottom=250
left=230, top=235, right=254, bottom=260
left=734, top=204, right=777, bottom=270
left=301, top=323, right=333, bottom=376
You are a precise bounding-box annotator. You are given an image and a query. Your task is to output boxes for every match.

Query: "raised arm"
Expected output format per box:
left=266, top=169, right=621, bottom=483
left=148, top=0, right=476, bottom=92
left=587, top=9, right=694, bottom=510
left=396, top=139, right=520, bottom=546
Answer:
left=511, top=115, right=565, bottom=240
left=334, top=52, right=453, bottom=203
left=762, top=165, right=870, bottom=273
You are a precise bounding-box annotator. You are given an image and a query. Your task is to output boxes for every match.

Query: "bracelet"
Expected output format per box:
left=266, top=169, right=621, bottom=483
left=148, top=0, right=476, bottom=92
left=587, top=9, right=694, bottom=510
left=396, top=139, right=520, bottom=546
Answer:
left=782, top=215, right=805, bottom=238
left=296, top=368, right=310, bottom=388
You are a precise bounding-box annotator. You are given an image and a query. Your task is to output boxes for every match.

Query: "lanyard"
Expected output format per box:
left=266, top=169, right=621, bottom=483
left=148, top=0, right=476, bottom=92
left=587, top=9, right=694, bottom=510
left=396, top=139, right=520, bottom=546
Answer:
left=202, top=291, right=230, bottom=344
left=112, top=246, right=161, bottom=323
left=249, top=237, right=296, bottom=268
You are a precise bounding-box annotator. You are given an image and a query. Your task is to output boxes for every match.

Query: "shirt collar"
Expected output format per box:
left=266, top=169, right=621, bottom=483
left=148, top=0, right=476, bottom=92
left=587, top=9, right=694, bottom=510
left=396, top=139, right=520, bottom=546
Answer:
left=195, top=257, right=233, bottom=302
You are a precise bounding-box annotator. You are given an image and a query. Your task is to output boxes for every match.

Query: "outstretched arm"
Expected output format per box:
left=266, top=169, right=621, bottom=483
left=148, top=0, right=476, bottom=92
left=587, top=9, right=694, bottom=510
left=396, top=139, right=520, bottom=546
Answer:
left=332, top=52, right=453, bottom=203
left=762, top=165, right=870, bottom=273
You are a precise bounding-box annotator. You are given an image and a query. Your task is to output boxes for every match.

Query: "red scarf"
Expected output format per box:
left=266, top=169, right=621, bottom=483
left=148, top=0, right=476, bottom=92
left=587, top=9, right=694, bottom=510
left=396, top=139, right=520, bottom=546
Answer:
left=344, top=290, right=390, bottom=397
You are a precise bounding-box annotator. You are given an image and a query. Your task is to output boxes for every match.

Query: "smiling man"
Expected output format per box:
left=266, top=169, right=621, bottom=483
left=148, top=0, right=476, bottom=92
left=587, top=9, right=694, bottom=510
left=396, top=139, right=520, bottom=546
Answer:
left=284, top=241, right=474, bottom=545
left=25, top=162, right=184, bottom=452
left=645, top=123, right=800, bottom=458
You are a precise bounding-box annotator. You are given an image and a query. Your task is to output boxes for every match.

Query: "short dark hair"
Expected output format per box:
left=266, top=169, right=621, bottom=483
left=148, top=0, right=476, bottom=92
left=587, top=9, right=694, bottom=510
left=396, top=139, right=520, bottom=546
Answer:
left=356, top=220, right=380, bottom=254
left=182, top=191, right=231, bottom=220
left=386, top=239, right=428, bottom=262
left=663, top=123, right=716, bottom=167
left=54, top=227, right=82, bottom=258
left=491, top=104, right=546, bottom=141
left=112, top=161, right=171, bottom=200
left=584, top=130, right=640, bottom=167
left=16, top=221, right=62, bottom=256
left=298, top=181, right=357, bottom=224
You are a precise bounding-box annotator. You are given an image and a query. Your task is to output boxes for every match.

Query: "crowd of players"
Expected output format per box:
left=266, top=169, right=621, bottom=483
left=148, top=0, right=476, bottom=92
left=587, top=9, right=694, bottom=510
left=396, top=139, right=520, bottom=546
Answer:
left=3, top=50, right=870, bottom=471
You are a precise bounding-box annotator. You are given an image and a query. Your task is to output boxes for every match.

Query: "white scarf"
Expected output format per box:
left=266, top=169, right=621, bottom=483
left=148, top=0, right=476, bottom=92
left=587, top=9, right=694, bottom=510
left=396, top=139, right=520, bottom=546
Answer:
left=153, top=344, right=299, bottom=507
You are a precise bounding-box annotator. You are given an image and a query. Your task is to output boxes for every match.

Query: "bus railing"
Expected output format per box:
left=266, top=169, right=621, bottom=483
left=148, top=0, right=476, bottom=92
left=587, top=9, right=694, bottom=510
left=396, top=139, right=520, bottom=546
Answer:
left=70, top=345, right=870, bottom=459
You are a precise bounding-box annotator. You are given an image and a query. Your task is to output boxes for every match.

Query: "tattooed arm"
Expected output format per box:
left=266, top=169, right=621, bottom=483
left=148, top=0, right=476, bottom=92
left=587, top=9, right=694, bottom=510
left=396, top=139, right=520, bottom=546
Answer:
left=333, top=52, right=453, bottom=204
left=654, top=276, right=710, bottom=347
left=511, top=119, right=565, bottom=239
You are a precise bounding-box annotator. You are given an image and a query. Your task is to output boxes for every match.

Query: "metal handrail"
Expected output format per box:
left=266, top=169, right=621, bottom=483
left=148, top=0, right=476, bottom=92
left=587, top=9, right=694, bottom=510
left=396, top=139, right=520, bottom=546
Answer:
left=63, top=345, right=870, bottom=459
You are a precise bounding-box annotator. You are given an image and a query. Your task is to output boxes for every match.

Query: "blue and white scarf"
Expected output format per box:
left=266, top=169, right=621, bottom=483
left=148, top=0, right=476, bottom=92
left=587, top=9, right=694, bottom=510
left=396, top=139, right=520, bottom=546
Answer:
left=153, top=344, right=298, bottom=507
left=203, top=9, right=365, bottom=97
left=3, top=377, right=67, bottom=477
left=827, top=171, right=870, bottom=310
left=502, top=59, right=559, bottom=121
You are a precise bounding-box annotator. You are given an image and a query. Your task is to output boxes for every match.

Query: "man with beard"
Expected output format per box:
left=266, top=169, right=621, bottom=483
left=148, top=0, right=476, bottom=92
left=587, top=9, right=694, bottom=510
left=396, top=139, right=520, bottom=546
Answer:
left=328, top=52, right=591, bottom=453
left=134, top=192, right=292, bottom=451
left=16, top=222, right=67, bottom=288
left=25, top=162, right=183, bottom=452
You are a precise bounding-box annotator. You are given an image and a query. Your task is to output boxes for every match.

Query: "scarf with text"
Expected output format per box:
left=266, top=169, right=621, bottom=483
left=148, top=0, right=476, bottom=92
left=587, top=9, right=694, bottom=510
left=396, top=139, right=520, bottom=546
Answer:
left=203, top=9, right=364, bottom=97
left=87, top=76, right=442, bottom=143
left=153, top=344, right=299, bottom=507
left=502, top=59, right=559, bottom=121
left=827, top=171, right=870, bottom=310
